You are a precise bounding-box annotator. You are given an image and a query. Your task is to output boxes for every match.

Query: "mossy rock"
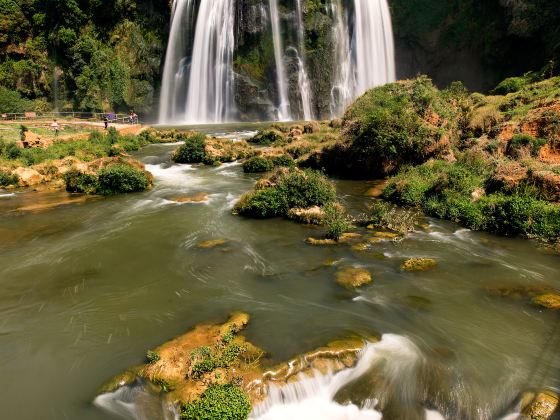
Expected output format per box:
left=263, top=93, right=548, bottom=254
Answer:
left=336, top=267, right=372, bottom=289
left=197, top=239, right=228, bottom=249
left=521, top=390, right=559, bottom=420
left=531, top=293, right=560, bottom=310
left=401, top=258, right=437, bottom=272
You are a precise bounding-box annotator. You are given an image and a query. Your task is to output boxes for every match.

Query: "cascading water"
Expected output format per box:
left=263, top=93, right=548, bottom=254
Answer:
left=330, top=0, right=396, bottom=116
left=352, top=0, right=396, bottom=96
left=269, top=0, right=291, bottom=121
left=158, top=0, right=396, bottom=123
left=184, top=0, right=235, bottom=124
left=159, top=0, right=235, bottom=124
left=295, top=0, right=314, bottom=121
left=251, top=335, right=445, bottom=420
left=329, top=0, right=353, bottom=117
left=159, top=0, right=195, bottom=123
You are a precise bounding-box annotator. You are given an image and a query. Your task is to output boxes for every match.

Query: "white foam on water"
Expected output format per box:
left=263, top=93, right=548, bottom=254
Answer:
left=0, top=192, right=15, bottom=198
left=251, top=334, right=424, bottom=420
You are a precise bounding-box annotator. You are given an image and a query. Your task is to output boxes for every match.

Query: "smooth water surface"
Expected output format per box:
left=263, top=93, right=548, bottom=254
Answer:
left=0, top=136, right=559, bottom=419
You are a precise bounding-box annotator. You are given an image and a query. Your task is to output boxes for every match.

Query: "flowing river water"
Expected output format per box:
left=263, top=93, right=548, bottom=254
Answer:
left=0, top=130, right=559, bottom=419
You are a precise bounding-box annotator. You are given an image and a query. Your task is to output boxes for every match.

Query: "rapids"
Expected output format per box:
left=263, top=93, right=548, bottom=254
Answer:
left=1, top=132, right=559, bottom=419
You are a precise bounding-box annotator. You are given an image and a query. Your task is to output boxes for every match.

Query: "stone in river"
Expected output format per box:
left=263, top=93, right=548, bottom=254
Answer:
left=401, top=258, right=437, bottom=272
left=336, top=267, right=372, bottom=289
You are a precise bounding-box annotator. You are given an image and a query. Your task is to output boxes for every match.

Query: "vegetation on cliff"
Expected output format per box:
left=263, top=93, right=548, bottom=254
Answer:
left=0, top=0, right=169, bottom=113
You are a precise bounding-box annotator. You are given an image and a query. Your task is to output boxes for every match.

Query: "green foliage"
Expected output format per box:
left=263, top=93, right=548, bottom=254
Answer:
left=235, top=168, right=336, bottom=218
left=0, top=138, right=21, bottom=159
left=189, top=334, right=245, bottom=379
left=180, top=384, right=251, bottom=420
left=63, top=169, right=99, bottom=194
left=0, top=87, right=32, bottom=113
left=146, top=350, right=160, bottom=364
left=384, top=156, right=560, bottom=241
left=242, top=156, right=273, bottom=173
left=322, top=203, right=351, bottom=240
left=493, top=77, right=528, bottom=95
left=152, top=378, right=173, bottom=393
left=271, top=154, right=295, bottom=168
left=172, top=133, right=206, bottom=164
left=0, top=169, right=19, bottom=186
left=248, top=130, right=284, bottom=146
left=314, top=77, right=468, bottom=178
left=508, top=134, right=547, bottom=157
left=97, top=164, right=150, bottom=195
left=369, top=200, right=418, bottom=234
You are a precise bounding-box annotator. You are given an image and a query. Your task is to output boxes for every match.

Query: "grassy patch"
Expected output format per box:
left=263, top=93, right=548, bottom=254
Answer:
left=180, top=383, right=251, bottom=420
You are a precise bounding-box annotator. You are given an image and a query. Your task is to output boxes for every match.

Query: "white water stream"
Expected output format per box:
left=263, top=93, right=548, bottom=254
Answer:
left=295, top=0, right=314, bottom=121
left=269, top=0, right=291, bottom=121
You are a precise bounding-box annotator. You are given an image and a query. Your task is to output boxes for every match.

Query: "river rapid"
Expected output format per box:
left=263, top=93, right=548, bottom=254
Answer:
left=0, top=131, right=559, bottom=419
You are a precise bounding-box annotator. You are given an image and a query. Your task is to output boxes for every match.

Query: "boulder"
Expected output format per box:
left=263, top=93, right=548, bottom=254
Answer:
left=13, top=167, right=44, bottom=187
left=401, top=258, right=437, bottom=272
left=531, top=293, right=560, bottom=310
left=287, top=206, right=324, bottom=224
left=522, top=391, right=559, bottom=420
left=336, top=267, right=372, bottom=289
left=303, top=121, right=321, bottom=134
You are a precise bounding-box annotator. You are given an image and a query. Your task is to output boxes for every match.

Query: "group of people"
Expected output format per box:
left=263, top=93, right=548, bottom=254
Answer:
left=102, top=111, right=139, bottom=130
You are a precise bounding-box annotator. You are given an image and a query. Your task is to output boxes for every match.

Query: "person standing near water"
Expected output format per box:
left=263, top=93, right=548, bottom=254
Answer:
left=103, top=115, right=109, bottom=130
left=51, top=119, right=60, bottom=137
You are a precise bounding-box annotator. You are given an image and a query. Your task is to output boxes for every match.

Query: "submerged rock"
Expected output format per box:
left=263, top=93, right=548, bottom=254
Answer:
left=522, top=390, right=559, bottom=420
left=401, top=258, right=437, bottom=272
left=531, top=293, right=560, bottom=310
left=197, top=239, right=228, bottom=249
left=336, top=267, right=373, bottom=289
left=171, top=193, right=209, bottom=203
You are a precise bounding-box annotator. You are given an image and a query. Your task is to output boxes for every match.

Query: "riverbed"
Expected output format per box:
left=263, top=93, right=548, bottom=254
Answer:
left=0, top=135, right=559, bottom=419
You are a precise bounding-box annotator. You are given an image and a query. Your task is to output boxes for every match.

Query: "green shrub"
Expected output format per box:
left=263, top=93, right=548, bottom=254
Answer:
left=146, top=350, right=160, bottom=364
left=508, top=134, right=547, bottom=157
left=180, top=384, right=251, bottom=420
left=0, top=169, right=19, bottom=186
left=242, top=156, right=273, bottom=173
left=0, top=139, right=22, bottom=159
left=492, top=77, right=527, bottom=95
left=97, top=164, right=150, bottom=195
left=248, top=130, right=284, bottom=146
left=63, top=169, right=99, bottom=194
left=235, top=168, right=336, bottom=218
left=172, top=133, right=206, bottom=164
left=323, top=203, right=351, bottom=240
left=272, top=154, right=295, bottom=167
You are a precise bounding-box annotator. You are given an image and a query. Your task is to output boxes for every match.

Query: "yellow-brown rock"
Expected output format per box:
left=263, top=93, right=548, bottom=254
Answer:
left=336, top=267, right=372, bottom=289
left=171, top=193, right=209, bottom=203
left=197, top=239, right=228, bottom=249
left=522, top=391, right=559, bottom=419
left=401, top=258, right=437, bottom=272
left=532, top=293, right=560, bottom=310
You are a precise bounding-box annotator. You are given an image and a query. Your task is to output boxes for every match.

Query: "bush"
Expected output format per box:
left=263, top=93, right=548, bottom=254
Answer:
left=172, top=133, right=206, bottom=164
left=97, top=164, right=150, bottom=195
left=272, top=154, right=295, bottom=167
left=248, top=130, right=284, bottom=146
left=492, top=77, right=527, bottom=95
left=312, top=76, right=466, bottom=178
left=242, top=156, right=273, bottom=173
left=0, top=139, right=22, bottom=159
left=63, top=169, right=99, bottom=194
left=323, top=203, right=351, bottom=240
left=508, top=134, right=547, bottom=157
left=180, top=384, right=251, bottom=420
left=0, top=169, right=19, bottom=186
left=235, top=168, right=336, bottom=218
left=146, top=350, right=160, bottom=364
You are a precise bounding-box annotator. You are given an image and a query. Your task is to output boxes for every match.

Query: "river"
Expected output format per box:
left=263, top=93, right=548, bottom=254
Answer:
left=0, top=131, right=559, bottom=419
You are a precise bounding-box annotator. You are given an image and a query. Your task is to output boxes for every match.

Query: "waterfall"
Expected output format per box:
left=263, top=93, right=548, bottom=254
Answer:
left=159, top=0, right=235, bottom=124
left=269, top=0, right=291, bottom=121
left=330, top=0, right=396, bottom=117
left=158, top=0, right=396, bottom=123
left=295, top=0, right=314, bottom=121
left=159, top=0, right=195, bottom=123
left=329, top=0, right=353, bottom=117
left=352, top=0, right=396, bottom=97
left=184, top=0, right=235, bottom=124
